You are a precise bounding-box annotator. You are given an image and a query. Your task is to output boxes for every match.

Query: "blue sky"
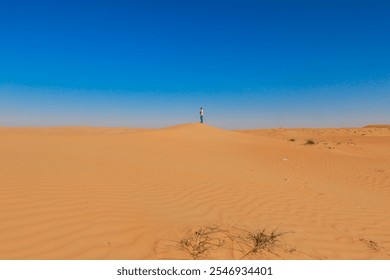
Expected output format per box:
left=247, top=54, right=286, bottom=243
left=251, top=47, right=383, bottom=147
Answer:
left=0, top=0, right=389, bottom=128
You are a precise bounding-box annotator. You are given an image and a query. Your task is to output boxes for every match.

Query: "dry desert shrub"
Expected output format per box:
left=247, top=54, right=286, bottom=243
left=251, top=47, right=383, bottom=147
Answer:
left=305, top=139, right=316, bottom=145
left=234, top=227, right=288, bottom=259
left=359, top=238, right=384, bottom=252
left=175, top=224, right=290, bottom=260
left=359, top=238, right=390, bottom=256
left=176, top=225, right=227, bottom=260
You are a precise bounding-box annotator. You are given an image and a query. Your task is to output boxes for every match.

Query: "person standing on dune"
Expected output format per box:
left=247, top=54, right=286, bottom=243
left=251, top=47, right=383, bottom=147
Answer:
left=200, top=107, right=204, bottom=123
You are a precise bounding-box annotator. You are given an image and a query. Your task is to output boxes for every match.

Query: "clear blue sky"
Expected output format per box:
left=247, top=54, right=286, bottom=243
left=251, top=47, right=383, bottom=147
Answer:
left=1, top=0, right=389, bottom=128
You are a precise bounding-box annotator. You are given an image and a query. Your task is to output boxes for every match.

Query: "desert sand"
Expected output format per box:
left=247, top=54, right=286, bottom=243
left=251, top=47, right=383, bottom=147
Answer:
left=0, top=123, right=389, bottom=260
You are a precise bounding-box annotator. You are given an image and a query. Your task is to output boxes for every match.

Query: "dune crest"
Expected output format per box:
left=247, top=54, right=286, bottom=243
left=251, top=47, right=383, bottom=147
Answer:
left=158, top=122, right=235, bottom=135
left=160, top=122, right=214, bottom=130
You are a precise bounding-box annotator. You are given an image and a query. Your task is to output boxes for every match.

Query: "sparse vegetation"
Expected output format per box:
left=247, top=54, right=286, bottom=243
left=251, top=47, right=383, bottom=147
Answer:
left=288, top=138, right=296, bottom=142
left=176, top=225, right=227, bottom=260
left=359, top=237, right=390, bottom=256
left=305, top=139, right=316, bottom=145
left=359, top=238, right=383, bottom=252
left=174, top=224, right=290, bottom=260
left=235, top=227, right=287, bottom=259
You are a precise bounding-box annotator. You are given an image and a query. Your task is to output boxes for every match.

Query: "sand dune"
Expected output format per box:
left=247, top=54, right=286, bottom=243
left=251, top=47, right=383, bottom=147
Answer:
left=0, top=124, right=389, bottom=259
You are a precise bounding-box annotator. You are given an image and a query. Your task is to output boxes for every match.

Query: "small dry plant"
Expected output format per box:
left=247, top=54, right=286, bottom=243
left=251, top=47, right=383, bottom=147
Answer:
left=305, top=139, right=316, bottom=145
left=177, top=225, right=227, bottom=259
left=358, top=238, right=390, bottom=257
left=174, top=224, right=291, bottom=259
left=236, top=227, right=287, bottom=259
left=359, top=238, right=384, bottom=252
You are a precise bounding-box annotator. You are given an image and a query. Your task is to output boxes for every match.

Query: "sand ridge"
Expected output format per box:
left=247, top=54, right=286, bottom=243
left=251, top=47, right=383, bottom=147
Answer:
left=0, top=124, right=389, bottom=259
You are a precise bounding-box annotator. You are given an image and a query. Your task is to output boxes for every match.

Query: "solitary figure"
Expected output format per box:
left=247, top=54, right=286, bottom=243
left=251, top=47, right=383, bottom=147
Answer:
left=200, top=107, right=204, bottom=123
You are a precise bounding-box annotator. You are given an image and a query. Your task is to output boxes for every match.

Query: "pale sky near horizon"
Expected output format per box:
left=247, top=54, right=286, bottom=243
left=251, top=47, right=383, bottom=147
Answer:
left=1, top=0, right=389, bottom=129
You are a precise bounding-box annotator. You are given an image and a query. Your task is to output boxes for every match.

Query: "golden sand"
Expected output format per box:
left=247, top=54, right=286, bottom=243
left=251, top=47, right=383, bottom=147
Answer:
left=1, top=124, right=389, bottom=259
